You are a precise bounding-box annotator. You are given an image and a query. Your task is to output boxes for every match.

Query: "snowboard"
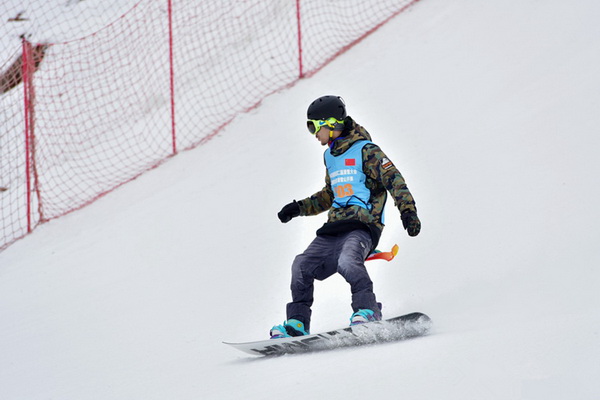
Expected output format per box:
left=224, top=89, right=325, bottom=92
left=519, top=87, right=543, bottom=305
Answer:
left=224, top=312, right=431, bottom=356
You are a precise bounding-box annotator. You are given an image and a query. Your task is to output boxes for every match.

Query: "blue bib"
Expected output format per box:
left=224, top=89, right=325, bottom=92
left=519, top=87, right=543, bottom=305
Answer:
left=325, top=140, right=372, bottom=210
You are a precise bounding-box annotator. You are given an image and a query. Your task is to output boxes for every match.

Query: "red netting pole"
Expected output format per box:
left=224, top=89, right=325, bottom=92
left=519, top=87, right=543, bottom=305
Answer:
left=21, top=38, right=33, bottom=233
left=296, top=0, right=304, bottom=78
left=168, top=0, right=177, bottom=155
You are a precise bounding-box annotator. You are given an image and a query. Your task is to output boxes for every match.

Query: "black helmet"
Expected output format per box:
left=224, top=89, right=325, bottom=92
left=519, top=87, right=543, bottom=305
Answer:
left=307, top=95, right=347, bottom=120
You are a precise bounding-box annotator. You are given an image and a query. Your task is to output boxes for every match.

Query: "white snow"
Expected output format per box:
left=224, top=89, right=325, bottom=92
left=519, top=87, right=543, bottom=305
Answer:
left=1, top=0, right=600, bottom=399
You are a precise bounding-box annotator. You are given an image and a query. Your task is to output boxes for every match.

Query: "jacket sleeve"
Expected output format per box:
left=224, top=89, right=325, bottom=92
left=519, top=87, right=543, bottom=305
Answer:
left=363, top=144, right=417, bottom=214
left=298, top=172, right=334, bottom=216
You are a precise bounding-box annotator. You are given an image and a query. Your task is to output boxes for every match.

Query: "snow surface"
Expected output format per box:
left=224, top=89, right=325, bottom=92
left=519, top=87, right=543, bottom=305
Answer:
left=1, top=0, right=600, bottom=399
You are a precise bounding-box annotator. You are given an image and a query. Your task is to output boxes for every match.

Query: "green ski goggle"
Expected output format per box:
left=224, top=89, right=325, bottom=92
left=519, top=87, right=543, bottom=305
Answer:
left=307, top=117, right=344, bottom=134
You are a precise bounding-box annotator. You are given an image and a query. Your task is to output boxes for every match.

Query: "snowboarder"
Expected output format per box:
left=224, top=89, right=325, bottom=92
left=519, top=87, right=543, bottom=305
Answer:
left=271, top=95, right=421, bottom=339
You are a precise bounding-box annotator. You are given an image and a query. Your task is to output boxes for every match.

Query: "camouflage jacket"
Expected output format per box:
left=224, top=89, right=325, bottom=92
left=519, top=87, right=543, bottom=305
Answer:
left=297, top=117, right=417, bottom=249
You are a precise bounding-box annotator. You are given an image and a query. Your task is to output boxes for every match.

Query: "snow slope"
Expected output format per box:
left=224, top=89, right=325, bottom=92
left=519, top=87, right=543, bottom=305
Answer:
left=1, top=0, right=599, bottom=399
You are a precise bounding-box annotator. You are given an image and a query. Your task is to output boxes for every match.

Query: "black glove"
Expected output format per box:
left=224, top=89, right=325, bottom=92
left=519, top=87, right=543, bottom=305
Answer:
left=401, top=210, right=421, bottom=237
left=278, top=200, right=301, bottom=223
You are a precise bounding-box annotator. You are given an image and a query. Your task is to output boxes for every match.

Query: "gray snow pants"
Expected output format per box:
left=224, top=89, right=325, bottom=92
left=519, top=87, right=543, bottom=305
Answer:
left=286, top=229, right=381, bottom=332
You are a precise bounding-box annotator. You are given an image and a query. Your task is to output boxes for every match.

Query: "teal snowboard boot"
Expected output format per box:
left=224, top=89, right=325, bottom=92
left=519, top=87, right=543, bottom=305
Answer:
left=270, top=319, right=309, bottom=339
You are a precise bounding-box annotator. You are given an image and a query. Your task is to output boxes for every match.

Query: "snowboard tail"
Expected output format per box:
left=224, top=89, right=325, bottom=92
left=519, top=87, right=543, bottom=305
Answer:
left=224, top=312, right=431, bottom=356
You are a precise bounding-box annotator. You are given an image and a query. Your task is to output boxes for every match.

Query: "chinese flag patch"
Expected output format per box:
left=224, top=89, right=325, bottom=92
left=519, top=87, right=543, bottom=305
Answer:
left=345, top=158, right=356, bottom=166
